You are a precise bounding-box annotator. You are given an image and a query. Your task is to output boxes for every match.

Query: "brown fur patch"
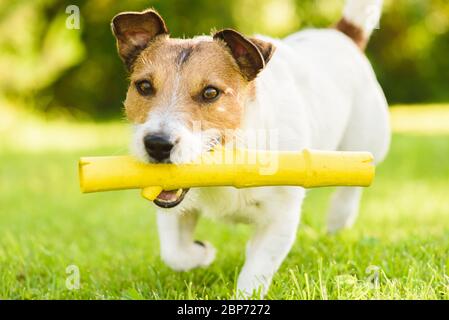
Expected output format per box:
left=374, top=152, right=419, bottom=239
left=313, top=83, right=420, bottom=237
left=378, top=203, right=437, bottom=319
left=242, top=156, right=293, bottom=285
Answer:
left=124, top=36, right=255, bottom=138
left=176, top=46, right=194, bottom=66
left=335, top=18, right=367, bottom=50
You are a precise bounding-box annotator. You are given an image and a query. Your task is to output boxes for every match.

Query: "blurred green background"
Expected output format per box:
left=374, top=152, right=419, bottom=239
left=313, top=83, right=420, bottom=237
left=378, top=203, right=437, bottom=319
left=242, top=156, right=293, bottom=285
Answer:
left=1, top=0, right=449, bottom=119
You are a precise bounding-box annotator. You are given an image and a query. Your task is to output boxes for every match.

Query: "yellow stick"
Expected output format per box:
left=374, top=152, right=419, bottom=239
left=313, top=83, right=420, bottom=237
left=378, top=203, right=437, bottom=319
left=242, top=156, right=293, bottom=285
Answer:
left=79, top=149, right=375, bottom=201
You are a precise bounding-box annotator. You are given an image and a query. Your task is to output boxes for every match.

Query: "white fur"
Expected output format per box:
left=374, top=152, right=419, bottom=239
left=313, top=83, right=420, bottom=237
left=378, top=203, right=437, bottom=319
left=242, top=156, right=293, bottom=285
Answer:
left=137, top=3, right=390, bottom=298
left=343, top=0, right=383, bottom=37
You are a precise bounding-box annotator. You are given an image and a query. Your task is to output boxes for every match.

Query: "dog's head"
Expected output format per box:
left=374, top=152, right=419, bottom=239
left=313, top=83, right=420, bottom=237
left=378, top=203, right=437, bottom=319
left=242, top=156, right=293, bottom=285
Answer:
left=111, top=9, right=275, bottom=208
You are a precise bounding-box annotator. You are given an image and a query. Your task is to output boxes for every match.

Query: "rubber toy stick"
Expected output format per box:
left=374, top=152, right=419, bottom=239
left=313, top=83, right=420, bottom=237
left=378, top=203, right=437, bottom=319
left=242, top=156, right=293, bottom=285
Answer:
left=79, top=149, right=375, bottom=201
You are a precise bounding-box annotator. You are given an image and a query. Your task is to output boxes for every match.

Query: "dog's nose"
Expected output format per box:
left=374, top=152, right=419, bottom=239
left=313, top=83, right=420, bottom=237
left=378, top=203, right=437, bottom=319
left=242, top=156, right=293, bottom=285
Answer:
left=143, top=134, right=174, bottom=162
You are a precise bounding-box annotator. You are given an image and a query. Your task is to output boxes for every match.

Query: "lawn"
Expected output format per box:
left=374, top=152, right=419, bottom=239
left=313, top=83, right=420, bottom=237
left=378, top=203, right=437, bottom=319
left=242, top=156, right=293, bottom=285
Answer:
left=0, top=105, right=448, bottom=299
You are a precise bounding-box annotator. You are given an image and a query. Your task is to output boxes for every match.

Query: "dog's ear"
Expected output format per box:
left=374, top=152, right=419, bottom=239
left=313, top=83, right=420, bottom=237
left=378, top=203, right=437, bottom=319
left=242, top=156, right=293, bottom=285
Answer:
left=213, top=29, right=275, bottom=81
left=111, top=9, right=168, bottom=70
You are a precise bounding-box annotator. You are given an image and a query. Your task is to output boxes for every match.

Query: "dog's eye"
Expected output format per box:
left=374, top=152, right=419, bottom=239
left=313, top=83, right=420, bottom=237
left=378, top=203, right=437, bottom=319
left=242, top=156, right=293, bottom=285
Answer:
left=202, top=86, right=220, bottom=102
left=135, top=80, right=154, bottom=96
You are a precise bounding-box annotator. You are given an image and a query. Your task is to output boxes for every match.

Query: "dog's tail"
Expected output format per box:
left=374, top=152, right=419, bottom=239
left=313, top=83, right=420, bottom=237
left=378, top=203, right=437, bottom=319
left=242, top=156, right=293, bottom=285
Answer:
left=336, top=0, right=383, bottom=50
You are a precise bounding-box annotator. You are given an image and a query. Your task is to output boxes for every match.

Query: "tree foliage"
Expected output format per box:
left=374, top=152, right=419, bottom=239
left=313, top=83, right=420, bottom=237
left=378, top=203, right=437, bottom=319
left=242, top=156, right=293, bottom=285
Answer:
left=0, top=0, right=448, bottom=118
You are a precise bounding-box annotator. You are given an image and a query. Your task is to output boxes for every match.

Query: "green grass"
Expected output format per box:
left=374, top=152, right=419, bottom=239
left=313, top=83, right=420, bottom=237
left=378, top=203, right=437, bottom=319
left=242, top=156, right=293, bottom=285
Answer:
left=0, top=107, right=449, bottom=299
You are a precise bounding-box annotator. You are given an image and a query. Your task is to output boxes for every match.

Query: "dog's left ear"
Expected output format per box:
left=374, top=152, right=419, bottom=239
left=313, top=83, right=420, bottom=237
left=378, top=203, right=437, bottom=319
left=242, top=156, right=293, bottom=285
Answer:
left=213, top=29, right=275, bottom=81
left=111, top=9, right=169, bottom=70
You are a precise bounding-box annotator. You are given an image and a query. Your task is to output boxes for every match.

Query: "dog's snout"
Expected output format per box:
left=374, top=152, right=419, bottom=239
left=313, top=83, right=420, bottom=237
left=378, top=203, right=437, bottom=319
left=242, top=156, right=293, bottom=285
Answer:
left=144, top=134, right=174, bottom=162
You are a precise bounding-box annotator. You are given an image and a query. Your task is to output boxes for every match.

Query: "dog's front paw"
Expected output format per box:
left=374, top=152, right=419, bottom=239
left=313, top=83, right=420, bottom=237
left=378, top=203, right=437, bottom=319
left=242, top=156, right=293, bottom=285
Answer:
left=161, top=241, right=216, bottom=272
left=192, top=240, right=216, bottom=268
left=235, top=274, right=269, bottom=299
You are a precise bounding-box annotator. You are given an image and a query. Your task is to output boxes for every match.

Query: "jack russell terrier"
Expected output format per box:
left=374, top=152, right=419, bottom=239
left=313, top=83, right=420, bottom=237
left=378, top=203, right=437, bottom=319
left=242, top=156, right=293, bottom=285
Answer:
left=111, top=0, right=390, bottom=298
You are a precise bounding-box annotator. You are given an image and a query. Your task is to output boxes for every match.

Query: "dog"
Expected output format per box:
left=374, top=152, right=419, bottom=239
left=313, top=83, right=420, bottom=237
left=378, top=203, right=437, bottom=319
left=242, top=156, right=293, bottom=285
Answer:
left=111, top=0, right=390, bottom=298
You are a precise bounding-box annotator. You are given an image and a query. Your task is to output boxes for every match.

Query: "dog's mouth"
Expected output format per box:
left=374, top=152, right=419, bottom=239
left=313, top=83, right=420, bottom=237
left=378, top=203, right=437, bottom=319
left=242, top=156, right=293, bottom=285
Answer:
left=154, top=188, right=189, bottom=208
left=146, top=136, right=221, bottom=209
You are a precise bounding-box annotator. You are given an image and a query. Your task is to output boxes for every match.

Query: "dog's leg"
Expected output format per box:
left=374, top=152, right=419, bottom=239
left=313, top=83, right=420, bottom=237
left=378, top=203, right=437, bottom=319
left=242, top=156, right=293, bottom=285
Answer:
left=327, top=187, right=363, bottom=233
left=157, top=210, right=216, bottom=271
left=236, top=195, right=302, bottom=298
left=326, top=82, right=390, bottom=234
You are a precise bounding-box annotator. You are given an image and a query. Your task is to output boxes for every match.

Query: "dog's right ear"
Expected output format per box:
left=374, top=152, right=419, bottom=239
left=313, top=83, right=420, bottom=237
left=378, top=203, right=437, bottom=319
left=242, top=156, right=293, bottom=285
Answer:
left=111, top=9, right=168, bottom=70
